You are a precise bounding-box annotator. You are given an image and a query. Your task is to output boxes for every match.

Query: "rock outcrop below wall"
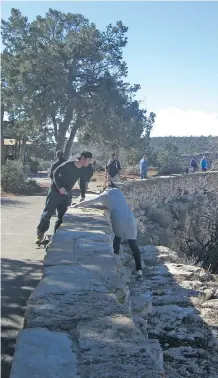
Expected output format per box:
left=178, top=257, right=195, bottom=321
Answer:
left=10, top=206, right=163, bottom=378
left=119, top=172, right=218, bottom=214
left=135, top=245, right=218, bottom=377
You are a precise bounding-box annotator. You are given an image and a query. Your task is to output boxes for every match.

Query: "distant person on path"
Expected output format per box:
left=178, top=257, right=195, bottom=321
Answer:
left=106, top=153, right=121, bottom=183
left=50, top=150, right=66, bottom=180
left=35, top=151, right=92, bottom=244
left=190, top=157, right=198, bottom=172
left=140, top=155, right=148, bottom=179
left=72, top=181, right=143, bottom=279
left=200, top=156, right=208, bottom=172
left=93, top=160, right=96, bottom=172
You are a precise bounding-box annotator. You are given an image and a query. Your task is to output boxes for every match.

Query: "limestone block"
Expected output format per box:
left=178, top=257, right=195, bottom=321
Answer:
left=148, top=305, right=208, bottom=346
left=76, top=315, right=163, bottom=377
left=51, top=229, right=111, bottom=248
left=44, top=244, right=115, bottom=267
left=166, top=263, right=203, bottom=279
left=152, top=293, right=194, bottom=306
left=42, top=264, right=127, bottom=292
left=30, top=265, right=110, bottom=297
left=164, top=346, right=218, bottom=378
left=10, top=328, right=79, bottom=378
left=26, top=292, right=131, bottom=330
left=201, top=299, right=218, bottom=309
left=130, top=293, right=152, bottom=318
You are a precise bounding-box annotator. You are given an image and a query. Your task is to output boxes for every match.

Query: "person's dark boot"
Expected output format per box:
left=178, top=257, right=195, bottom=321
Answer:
left=35, top=232, right=45, bottom=245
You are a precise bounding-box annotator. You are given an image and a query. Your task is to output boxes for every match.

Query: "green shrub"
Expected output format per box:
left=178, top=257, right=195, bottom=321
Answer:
left=28, top=157, right=40, bottom=173
left=125, top=165, right=139, bottom=176
left=38, top=159, right=53, bottom=171
left=1, top=161, right=42, bottom=194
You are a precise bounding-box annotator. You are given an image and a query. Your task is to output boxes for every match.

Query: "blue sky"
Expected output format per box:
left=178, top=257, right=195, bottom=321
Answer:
left=1, top=1, right=218, bottom=136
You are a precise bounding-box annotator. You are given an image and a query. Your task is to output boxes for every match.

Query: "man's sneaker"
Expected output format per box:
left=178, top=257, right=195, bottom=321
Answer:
left=135, top=270, right=143, bottom=279
left=35, top=232, right=45, bottom=245
left=80, top=196, right=85, bottom=202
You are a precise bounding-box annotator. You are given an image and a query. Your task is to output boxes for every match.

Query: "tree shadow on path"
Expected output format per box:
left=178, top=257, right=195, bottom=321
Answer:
left=1, top=258, right=43, bottom=378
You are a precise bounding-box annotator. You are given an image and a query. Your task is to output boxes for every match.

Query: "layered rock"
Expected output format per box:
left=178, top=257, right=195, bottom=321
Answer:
left=127, top=245, right=218, bottom=378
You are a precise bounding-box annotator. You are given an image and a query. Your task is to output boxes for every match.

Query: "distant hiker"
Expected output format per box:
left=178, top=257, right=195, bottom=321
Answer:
left=72, top=181, right=143, bottom=279
left=50, top=150, right=66, bottom=180
left=106, top=153, right=121, bottom=183
left=35, top=151, right=92, bottom=244
left=140, top=155, right=148, bottom=179
left=93, top=160, right=96, bottom=172
left=190, top=157, right=198, bottom=172
left=200, top=156, right=208, bottom=172
left=79, top=163, right=94, bottom=202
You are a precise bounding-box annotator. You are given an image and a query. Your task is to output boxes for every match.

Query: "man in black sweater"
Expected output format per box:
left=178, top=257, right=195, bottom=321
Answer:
left=36, top=151, right=92, bottom=244
left=49, top=150, right=66, bottom=217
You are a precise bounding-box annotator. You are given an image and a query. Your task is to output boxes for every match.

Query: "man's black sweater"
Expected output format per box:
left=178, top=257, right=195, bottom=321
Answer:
left=52, top=161, right=86, bottom=196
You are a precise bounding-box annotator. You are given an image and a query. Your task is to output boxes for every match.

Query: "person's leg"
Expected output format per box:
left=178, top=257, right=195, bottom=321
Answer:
left=113, top=175, right=120, bottom=183
left=113, top=236, right=121, bottom=255
left=128, top=239, right=142, bottom=271
left=36, top=191, right=58, bottom=240
left=54, top=201, right=68, bottom=233
left=108, top=175, right=119, bottom=183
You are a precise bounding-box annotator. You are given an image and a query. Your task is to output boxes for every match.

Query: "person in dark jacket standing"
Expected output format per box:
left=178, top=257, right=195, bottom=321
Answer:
left=105, top=153, right=121, bottom=183
left=50, top=150, right=66, bottom=180
left=35, top=151, right=92, bottom=244
left=190, top=157, right=198, bottom=172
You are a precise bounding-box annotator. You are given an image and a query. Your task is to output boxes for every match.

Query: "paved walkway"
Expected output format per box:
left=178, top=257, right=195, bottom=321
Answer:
left=1, top=196, right=55, bottom=378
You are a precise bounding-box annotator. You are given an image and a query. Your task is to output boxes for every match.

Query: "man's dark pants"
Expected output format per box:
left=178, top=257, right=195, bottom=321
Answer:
left=37, top=189, right=71, bottom=235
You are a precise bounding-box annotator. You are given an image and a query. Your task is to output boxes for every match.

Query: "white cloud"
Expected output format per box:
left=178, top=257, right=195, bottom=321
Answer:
left=151, top=107, right=218, bottom=137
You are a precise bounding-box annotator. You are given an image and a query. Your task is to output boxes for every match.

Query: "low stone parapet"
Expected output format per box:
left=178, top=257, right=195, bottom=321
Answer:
left=10, top=206, right=163, bottom=378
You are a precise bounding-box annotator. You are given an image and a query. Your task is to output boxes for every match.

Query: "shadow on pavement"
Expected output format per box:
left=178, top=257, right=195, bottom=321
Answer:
left=1, top=258, right=43, bottom=378
left=1, top=198, right=29, bottom=208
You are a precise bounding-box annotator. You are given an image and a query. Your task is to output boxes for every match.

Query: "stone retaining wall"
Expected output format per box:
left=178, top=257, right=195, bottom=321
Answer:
left=10, top=206, right=163, bottom=378
left=119, top=171, right=218, bottom=214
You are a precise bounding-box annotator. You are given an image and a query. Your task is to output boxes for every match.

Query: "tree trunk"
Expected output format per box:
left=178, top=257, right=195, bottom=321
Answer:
left=1, top=103, right=5, bottom=165
left=56, top=131, right=66, bottom=152
left=115, top=145, right=121, bottom=161
left=64, top=116, right=82, bottom=159
left=56, top=98, right=76, bottom=152
left=18, top=139, right=26, bottom=166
